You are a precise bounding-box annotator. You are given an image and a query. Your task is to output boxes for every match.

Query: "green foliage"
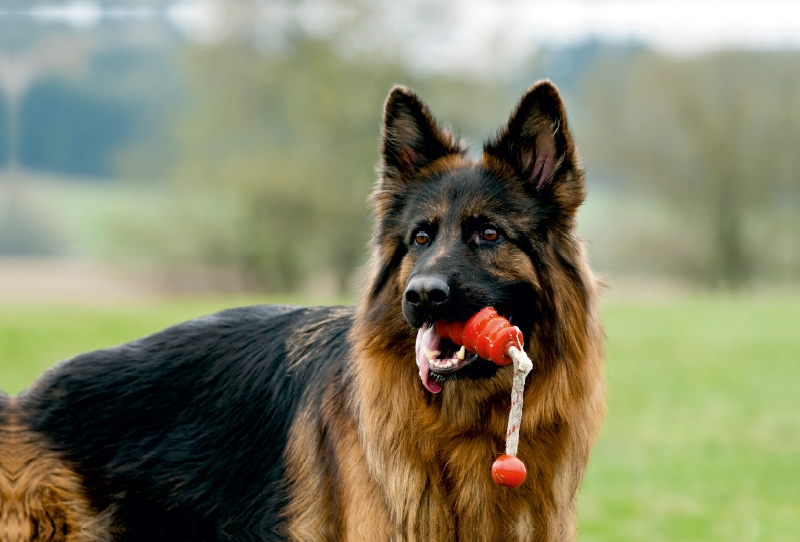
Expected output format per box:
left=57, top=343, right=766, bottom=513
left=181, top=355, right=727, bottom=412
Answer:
left=168, top=42, right=392, bottom=290
left=21, top=78, right=137, bottom=177
left=145, top=40, right=511, bottom=292
left=2, top=295, right=799, bottom=540
left=576, top=51, right=800, bottom=288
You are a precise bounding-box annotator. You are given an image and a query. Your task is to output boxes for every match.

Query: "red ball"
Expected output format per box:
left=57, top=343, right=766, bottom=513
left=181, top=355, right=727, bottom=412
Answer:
left=491, top=454, right=527, bottom=488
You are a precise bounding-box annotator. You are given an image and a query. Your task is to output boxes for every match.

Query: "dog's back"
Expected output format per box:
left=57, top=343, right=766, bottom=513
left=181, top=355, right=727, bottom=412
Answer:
left=3, top=305, right=355, bottom=541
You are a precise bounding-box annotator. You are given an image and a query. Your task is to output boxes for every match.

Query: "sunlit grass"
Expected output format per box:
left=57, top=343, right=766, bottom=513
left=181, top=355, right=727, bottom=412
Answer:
left=1, top=294, right=798, bottom=540
left=580, top=295, right=800, bottom=542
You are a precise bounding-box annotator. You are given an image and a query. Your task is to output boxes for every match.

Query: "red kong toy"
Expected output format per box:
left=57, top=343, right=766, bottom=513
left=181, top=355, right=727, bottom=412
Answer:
left=419, top=307, right=532, bottom=488
left=436, top=307, right=524, bottom=367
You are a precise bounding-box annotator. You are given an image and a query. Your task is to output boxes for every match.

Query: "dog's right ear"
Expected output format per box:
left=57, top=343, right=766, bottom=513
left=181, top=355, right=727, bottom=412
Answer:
left=380, top=86, right=463, bottom=182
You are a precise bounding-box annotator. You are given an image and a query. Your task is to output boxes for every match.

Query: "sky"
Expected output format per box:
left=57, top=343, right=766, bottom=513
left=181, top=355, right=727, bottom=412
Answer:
left=5, top=0, right=800, bottom=72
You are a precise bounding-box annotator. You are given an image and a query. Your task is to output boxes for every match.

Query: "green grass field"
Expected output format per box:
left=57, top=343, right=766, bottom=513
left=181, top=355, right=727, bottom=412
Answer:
left=1, top=294, right=798, bottom=540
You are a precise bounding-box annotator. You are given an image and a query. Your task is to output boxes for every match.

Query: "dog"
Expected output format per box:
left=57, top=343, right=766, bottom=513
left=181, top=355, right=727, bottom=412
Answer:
left=0, top=80, right=605, bottom=542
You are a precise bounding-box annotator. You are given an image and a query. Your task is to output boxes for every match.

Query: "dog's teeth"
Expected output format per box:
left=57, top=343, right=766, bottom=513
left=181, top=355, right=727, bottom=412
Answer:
left=456, top=346, right=466, bottom=360
left=423, top=347, right=440, bottom=361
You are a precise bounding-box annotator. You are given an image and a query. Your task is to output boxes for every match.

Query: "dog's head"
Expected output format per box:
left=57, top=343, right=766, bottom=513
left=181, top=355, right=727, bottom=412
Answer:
left=359, top=81, right=593, bottom=395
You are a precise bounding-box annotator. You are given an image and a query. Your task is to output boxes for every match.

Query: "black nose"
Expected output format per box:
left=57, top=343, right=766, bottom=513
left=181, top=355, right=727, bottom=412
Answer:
left=404, top=275, right=450, bottom=308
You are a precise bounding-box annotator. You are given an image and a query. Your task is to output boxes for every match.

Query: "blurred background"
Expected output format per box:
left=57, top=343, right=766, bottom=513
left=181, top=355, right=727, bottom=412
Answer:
left=1, top=1, right=798, bottom=540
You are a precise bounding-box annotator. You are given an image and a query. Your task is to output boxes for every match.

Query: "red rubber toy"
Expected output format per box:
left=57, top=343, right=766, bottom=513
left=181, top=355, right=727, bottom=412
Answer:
left=436, top=307, right=523, bottom=366
left=491, top=454, right=527, bottom=488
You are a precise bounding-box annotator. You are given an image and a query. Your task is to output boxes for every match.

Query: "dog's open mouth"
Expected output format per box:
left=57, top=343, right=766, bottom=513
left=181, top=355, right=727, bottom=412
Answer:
left=415, top=322, right=479, bottom=394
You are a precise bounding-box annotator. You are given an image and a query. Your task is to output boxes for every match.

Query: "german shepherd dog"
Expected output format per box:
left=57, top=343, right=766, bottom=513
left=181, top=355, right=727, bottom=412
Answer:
left=0, top=81, right=604, bottom=542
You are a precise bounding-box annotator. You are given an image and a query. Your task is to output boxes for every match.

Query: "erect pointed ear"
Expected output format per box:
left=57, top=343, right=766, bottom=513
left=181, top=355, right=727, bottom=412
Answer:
left=484, top=80, right=583, bottom=205
left=381, top=86, right=464, bottom=182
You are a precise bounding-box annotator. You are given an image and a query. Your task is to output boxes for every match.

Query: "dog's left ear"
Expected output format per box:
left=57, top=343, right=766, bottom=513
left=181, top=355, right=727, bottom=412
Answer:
left=484, top=80, right=584, bottom=212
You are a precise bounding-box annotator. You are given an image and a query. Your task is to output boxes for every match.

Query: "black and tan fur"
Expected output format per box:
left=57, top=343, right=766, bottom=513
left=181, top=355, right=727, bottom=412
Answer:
left=0, top=81, right=604, bottom=541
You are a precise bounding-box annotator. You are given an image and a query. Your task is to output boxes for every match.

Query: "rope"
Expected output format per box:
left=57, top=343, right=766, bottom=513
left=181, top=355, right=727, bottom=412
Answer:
left=505, top=345, right=532, bottom=456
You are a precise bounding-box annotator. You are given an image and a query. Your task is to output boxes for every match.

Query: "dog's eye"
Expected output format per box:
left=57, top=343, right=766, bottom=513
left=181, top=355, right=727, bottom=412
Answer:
left=414, top=231, right=431, bottom=246
left=481, top=227, right=499, bottom=242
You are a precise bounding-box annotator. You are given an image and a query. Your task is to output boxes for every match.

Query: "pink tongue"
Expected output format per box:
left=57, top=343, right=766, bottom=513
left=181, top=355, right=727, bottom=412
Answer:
left=415, top=324, right=442, bottom=394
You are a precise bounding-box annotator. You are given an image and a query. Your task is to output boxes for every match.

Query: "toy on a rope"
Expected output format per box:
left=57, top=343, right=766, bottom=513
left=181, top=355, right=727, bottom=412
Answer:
left=435, top=307, right=533, bottom=489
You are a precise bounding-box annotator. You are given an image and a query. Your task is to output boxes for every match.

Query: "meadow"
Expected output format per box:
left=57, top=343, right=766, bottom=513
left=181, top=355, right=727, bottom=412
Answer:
left=1, top=294, right=798, bottom=540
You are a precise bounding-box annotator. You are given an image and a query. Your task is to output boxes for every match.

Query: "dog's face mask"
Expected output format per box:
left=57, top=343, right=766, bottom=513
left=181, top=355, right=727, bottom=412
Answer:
left=367, top=82, right=586, bottom=390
